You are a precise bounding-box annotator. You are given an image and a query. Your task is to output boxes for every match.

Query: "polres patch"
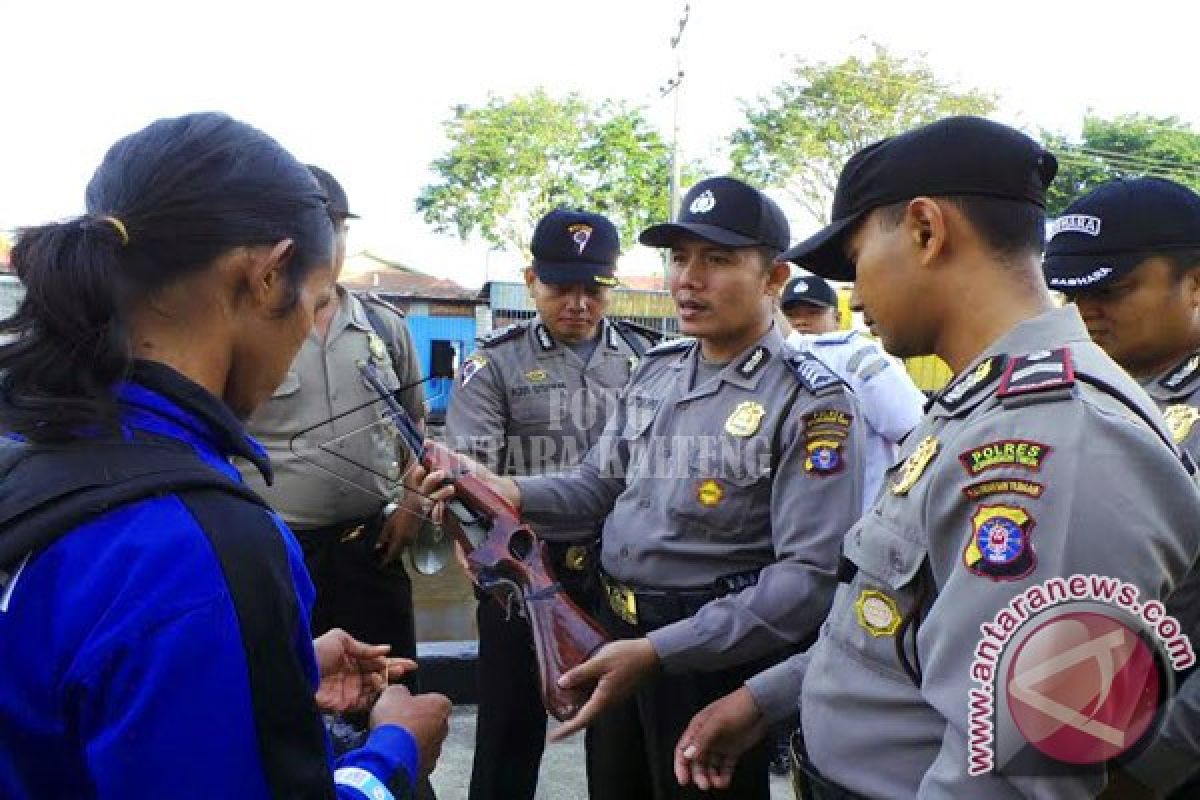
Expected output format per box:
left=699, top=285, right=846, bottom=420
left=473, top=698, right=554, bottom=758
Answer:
left=963, top=504, right=1036, bottom=580
left=959, top=440, right=1051, bottom=475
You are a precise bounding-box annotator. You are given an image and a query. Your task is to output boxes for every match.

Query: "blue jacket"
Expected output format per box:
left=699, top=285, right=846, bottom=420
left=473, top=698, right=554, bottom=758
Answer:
left=0, top=362, right=418, bottom=799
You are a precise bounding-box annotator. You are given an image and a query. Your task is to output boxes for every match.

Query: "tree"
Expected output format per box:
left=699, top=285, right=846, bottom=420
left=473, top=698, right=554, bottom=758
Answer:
left=1043, top=114, right=1200, bottom=215
left=729, top=44, right=997, bottom=224
left=417, top=90, right=688, bottom=255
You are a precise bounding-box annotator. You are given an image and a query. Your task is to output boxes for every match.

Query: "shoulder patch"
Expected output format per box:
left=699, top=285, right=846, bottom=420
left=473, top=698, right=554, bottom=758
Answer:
left=786, top=352, right=844, bottom=395
left=478, top=322, right=527, bottom=349
left=615, top=319, right=666, bottom=347
left=1160, top=351, right=1200, bottom=395
left=645, top=337, right=695, bottom=357
left=359, top=291, right=406, bottom=318
left=996, top=347, right=1075, bottom=407
left=938, top=355, right=1007, bottom=413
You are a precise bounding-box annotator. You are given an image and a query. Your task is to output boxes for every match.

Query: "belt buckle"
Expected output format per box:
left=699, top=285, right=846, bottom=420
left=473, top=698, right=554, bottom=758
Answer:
left=603, top=576, right=638, bottom=625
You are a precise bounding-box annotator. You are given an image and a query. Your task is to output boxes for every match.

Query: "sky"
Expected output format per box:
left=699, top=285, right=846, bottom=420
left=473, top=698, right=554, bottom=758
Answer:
left=3, top=0, right=1199, bottom=287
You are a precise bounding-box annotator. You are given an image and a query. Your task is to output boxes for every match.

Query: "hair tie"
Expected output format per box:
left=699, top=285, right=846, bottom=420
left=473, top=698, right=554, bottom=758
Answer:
left=99, top=215, right=130, bottom=246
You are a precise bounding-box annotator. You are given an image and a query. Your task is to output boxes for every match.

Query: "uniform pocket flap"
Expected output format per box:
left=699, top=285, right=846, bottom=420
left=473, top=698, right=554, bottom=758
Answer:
left=842, top=514, right=927, bottom=589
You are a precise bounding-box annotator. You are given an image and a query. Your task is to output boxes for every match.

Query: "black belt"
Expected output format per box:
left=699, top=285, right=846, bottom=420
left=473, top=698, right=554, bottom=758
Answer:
left=789, top=731, right=866, bottom=800
left=599, top=568, right=760, bottom=629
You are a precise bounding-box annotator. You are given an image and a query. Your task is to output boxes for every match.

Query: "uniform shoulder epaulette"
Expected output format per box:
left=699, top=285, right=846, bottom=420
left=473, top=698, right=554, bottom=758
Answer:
left=996, top=347, right=1076, bottom=408
left=644, top=337, right=695, bottom=357
left=1159, top=350, right=1200, bottom=395
left=359, top=290, right=406, bottom=318
left=937, top=354, right=1008, bottom=414
left=615, top=319, right=666, bottom=346
left=785, top=351, right=844, bottom=396
left=811, top=330, right=859, bottom=346
left=478, top=322, right=528, bottom=348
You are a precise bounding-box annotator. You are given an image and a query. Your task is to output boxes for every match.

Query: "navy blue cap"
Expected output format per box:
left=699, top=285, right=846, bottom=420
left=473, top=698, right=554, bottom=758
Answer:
left=531, top=209, right=620, bottom=286
left=1043, top=178, right=1200, bottom=291
left=781, top=274, right=839, bottom=310
left=782, top=116, right=1057, bottom=281
left=639, top=176, right=790, bottom=251
left=307, top=164, right=359, bottom=220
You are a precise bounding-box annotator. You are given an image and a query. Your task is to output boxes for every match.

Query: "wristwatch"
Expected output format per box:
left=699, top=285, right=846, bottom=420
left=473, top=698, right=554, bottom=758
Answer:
left=381, top=501, right=400, bottom=519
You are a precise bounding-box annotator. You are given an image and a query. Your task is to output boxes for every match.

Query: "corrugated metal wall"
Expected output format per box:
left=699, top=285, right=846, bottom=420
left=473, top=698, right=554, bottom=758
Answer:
left=404, top=315, right=477, bottom=418
left=488, top=281, right=679, bottom=335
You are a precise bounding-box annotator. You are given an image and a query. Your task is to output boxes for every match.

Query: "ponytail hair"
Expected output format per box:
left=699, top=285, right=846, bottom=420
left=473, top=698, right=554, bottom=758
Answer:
left=0, top=112, right=332, bottom=442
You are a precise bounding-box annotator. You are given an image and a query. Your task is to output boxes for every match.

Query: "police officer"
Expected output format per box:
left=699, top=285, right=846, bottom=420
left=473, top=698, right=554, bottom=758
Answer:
left=240, top=166, right=430, bottom=697
left=672, top=118, right=1200, bottom=798
left=780, top=274, right=925, bottom=513
left=445, top=208, right=660, bottom=800
left=1043, top=177, right=1200, bottom=797
left=480, top=176, right=866, bottom=800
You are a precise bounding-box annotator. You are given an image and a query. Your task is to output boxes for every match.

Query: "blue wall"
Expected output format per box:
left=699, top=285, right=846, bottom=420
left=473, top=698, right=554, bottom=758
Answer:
left=405, top=314, right=476, bottom=418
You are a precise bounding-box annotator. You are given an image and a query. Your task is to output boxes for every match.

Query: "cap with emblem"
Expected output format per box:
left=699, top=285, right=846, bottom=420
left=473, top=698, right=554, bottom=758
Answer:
left=531, top=208, right=621, bottom=286
left=782, top=116, right=1058, bottom=281
left=307, top=164, right=359, bottom=220
left=781, top=274, right=838, bottom=310
left=639, top=176, right=790, bottom=251
left=1043, top=178, right=1200, bottom=292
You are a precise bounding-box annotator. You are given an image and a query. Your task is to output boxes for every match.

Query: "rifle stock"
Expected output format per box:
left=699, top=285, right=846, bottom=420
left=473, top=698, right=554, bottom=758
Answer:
left=355, top=360, right=610, bottom=722
left=423, top=441, right=610, bottom=721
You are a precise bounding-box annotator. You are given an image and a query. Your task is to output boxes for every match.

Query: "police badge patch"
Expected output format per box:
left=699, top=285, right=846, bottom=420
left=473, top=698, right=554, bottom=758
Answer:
left=724, top=401, right=766, bottom=437
left=963, top=504, right=1036, bottom=581
left=890, top=435, right=939, bottom=496
left=460, top=354, right=488, bottom=387
left=1164, top=404, right=1200, bottom=444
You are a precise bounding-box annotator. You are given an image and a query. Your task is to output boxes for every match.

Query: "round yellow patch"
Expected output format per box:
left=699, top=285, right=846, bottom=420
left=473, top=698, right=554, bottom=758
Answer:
left=855, top=589, right=901, bottom=637
left=697, top=479, right=724, bottom=507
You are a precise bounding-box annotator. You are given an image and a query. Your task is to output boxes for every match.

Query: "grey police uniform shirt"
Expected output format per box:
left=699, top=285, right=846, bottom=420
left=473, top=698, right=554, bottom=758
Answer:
left=746, top=306, right=1200, bottom=798
left=1122, top=351, right=1200, bottom=794
left=516, top=323, right=865, bottom=671
left=444, top=316, right=657, bottom=543
left=240, top=288, right=426, bottom=530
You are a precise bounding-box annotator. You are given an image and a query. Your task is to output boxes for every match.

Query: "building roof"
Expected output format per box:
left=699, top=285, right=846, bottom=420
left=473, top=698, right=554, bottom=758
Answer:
left=340, top=251, right=478, bottom=302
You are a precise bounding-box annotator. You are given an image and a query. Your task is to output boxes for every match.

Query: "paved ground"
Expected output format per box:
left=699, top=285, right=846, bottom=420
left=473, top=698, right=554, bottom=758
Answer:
left=428, top=706, right=792, bottom=799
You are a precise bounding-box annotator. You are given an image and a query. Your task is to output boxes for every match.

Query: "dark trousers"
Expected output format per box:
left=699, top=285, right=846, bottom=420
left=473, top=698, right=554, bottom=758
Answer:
left=585, top=602, right=774, bottom=800
left=294, top=516, right=419, bottom=683
left=295, top=516, right=435, bottom=800
left=468, top=543, right=598, bottom=800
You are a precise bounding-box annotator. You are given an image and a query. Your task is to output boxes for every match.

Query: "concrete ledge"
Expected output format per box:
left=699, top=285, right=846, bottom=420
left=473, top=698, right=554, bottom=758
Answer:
left=417, top=640, right=479, bottom=704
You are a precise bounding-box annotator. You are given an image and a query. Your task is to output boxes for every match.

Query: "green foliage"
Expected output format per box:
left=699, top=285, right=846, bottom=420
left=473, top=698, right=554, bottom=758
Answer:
left=729, top=44, right=997, bottom=223
left=416, top=90, right=689, bottom=254
left=1043, top=114, right=1200, bottom=215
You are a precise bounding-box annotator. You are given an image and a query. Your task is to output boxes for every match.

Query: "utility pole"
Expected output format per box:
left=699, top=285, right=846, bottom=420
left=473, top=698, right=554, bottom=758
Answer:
left=659, top=3, right=690, bottom=289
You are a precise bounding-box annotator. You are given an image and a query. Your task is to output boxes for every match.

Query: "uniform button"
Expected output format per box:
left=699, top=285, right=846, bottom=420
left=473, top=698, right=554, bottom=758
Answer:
left=891, top=552, right=904, bottom=571
left=639, top=497, right=650, bottom=508
left=620, top=546, right=630, bottom=558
